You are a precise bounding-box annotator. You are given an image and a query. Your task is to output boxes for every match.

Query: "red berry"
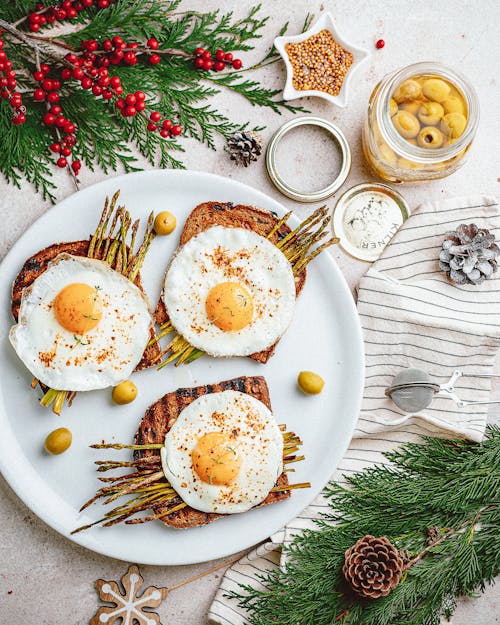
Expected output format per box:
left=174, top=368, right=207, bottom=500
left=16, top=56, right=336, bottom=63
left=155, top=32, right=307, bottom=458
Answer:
left=98, top=0, right=109, bottom=7
left=171, top=124, right=182, bottom=136
left=50, top=142, right=61, bottom=153
left=61, top=68, right=72, bottom=80
left=64, top=121, right=75, bottom=133
left=84, top=39, right=98, bottom=52
left=147, top=37, right=159, bottom=50
left=82, top=0, right=93, bottom=5
left=214, top=61, right=225, bottom=72
left=71, top=160, right=81, bottom=172
left=112, top=36, right=123, bottom=46
left=162, top=119, right=172, bottom=130
left=97, top=66, right=109, bottom=76
left=149, top=53, right=160, bottom=65
left=41, top=79, right=53, bottom=90
left=81, top=76, right=92, bottom=89
left=52, top=79, right=61, bottom=90
left=64, top=135, right=76, bottom=146
left=376, top=39, right=385, bottom=49
left=102, top=89, right=113, bottom=99
left=12, top=114, right=26, bottom=125
left=34, top=88, right=46, bottom=101
left=7, top=79, right=17, bottom=90
left=125, top=93, right=136, bottom=105
left=10, top=93, right=22, bottom=107
left=150, top=111, right=161, bottom=122
left=57, top=157, right=67, bottom=167
left=0, top=78, right=7, bottom=87
left=102, top=39, right=113, bottom=51
left=29, top=23, right=41, bottom=32
left=88, top=67, right=98, bottom=77
left=215, top=49, right=225, bottom=61
left=62, top=0, right=72, bottom=9
left=123, top=105, right=136, bottom=116
left=92, top=84, right=102, bottom=96
left=34, top=69, right=45, bottom=81
left=224, top=52, right=233, bottom=62
left=55, top=116, right=67, bottom=127
left=124, top=51, right=137, bottom=65
left=194, top=57, right=204, bottom=69
left=0, top=51, right=5, bottom=61
left=50, top=105, right=62, bottom=115
left=146, top=121, right=157, bottom=132
left=47, top=91, right=60, bottom=104
left=135, top=100, right=145, bottom=111
left=159, top=128, right=170, bottom=138
left=202, top=50, right=211, bottom=60
left=109, top=54, right=122, bottom=65
left=202, top=59, right=213, bottom=71
left=195, top=47, right=204, bottom=56
left=40, top=63, right=50, bottom=74
left=61, top=146, right=72, bottom=156
left=97, top=75, right=110, bottom=87
left=232, top=59, right=242, bottom=70
left=6, top=69, right=16, bottom=79
left=65, top=53, right=78, bottom=65
left=98, top=56, right=110, bottom=68
left=113, top=84, right=123, bottom=95
left=115, top=98, right=125, bottom=110
left=38, top=15, right=47, bottom=25
left=67, top=8, right=77, bottom=18
left=43, top=112, right=56, bottom=125
left=29, top=12, right=40, bottom=23
left=72, top=67, right=84, bottom=80
left=0, top=40, right=3, bottom=49
left=74, top=1, right=83, bottom=10
left=109, top=75, right=121, bottom=88
left=135, top=90, right=145, bottom=101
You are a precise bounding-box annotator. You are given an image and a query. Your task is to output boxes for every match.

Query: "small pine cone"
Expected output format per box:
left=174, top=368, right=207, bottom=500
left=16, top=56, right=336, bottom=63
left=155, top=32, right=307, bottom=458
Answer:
left=398, top=549, right=411, bottom=565
left=426, top=526, right=440, bottom=544
left=225, top=131, right=262, bottom=167
left=439, top=223, right=499, bottom=285
left=343, top=535, right=404, bottom=599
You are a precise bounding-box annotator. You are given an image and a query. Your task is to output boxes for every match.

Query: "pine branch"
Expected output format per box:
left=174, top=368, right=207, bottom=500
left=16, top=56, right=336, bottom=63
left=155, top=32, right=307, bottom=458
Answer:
left=230, top=427, right=500, bottom=625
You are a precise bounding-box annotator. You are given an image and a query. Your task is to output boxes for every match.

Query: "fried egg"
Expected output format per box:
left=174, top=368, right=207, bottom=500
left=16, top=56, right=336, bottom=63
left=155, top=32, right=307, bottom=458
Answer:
left=160, top=390, right=284, bottom=514
left=9, top=253, right=153, bottom=391
left=162, top=226, right=296, bottom=357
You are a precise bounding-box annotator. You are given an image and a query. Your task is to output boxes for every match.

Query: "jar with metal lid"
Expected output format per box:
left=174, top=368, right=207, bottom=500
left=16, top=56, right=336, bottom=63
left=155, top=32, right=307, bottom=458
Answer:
left=362, top=62, right=479, bottom=182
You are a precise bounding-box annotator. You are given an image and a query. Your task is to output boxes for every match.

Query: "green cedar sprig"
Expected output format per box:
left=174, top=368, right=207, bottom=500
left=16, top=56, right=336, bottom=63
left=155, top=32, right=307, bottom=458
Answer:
left=230, top=427, right=500, bottom=625
left=0, top=1, right=308, bottom=203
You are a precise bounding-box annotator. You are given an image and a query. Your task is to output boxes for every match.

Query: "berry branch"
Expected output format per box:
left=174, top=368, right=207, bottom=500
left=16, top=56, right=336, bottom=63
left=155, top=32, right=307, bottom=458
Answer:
left=0, top=1, right=306, bottom=202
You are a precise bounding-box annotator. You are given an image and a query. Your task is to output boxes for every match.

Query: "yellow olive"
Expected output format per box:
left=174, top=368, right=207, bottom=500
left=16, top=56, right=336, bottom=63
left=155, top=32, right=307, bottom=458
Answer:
left=417, top=126, right=444, bottom=149
left=44, top=427, right=72, bottom=455
left=393, top=80, right=422, bottom=103
left=297, top=371, right=325, bottom=395
left=392, top=111, right=420, bottom=139
left=422, top=78, right=450, bottom=102
left=379, top=142, right=397, bottom=164
left=389, top=98, right=398, bottom=117
left=418, top=101, right=444, bottom=126
left=400, top=100, right=421, bottom=115
left=441, top=112, right=467, bottom=138
left=442, top=97, right=465, bottom=115
left=112, top=380, right=138, bottom=405
left=154, top=211, right=176, bottom=235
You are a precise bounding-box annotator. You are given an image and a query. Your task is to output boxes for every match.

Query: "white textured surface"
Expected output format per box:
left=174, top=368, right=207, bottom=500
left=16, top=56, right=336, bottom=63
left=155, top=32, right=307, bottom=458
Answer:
left=0, top=1, right=498, bottom=623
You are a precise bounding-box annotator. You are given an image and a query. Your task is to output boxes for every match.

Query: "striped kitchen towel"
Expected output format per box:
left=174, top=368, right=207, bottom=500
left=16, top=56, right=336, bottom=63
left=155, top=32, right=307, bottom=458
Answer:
left=208, top=194, right=500, bottom=625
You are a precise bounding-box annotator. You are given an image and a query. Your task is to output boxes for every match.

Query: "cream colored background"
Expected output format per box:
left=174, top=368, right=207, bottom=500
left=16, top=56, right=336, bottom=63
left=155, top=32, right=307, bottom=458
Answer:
left=0, top=1, right=498, bottom=623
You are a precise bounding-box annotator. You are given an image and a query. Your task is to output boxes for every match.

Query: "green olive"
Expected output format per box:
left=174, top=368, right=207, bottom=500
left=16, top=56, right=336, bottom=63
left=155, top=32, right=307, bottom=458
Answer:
left=44, top=427, right=72, bottom=455
left=297, top=371, right=325, bottom=395
left=154, top=211, right=176, bottom=235
left=112, top=380, right=138, bottom=405
left=379, top=142, right=397, bottom=164
left=400, top=100, right=421, bottom=115
left=442, top=97, right=465, bottom=115
left=389, top=98, right=398, bottom=117
left=441, top=112, right=467, bottom=138
left=393, top=79, right=422, bottom=103
left=392, top=111, right=420, bottom=139
left=417, top=101, right=444, bottom=126
left=422, top=78, right=450, bottom=102
left=417, top=126, right=444, bottom=149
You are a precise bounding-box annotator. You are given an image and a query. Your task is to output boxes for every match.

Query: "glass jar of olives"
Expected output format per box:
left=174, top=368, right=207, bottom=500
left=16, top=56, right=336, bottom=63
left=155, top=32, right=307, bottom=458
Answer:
left=362, top=62, right=479, bottom=182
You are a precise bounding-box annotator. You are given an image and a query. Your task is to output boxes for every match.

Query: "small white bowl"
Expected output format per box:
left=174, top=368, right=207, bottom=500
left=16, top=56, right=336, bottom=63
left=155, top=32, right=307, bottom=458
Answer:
left=274, top=12, right=371, bottom=108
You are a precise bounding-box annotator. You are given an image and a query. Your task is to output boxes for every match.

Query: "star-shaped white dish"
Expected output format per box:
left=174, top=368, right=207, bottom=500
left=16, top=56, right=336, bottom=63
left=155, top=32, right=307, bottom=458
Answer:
left=274, top=12, right=371, bottom=108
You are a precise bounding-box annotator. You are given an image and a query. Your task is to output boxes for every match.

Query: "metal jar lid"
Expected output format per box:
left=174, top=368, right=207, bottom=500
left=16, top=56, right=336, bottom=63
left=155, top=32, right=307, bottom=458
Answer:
left=332, top=182, right=410, bottom=262
left=266, top=116, right=351, bottom=203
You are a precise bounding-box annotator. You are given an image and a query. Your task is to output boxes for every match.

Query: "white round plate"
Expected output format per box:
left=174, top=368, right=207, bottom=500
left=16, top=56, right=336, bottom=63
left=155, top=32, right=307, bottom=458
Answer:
left=0, top=170, right=364, bottom=565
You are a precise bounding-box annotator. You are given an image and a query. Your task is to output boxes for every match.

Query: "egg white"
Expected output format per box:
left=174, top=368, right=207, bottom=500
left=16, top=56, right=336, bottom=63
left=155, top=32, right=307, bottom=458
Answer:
left=9, top=253, right=153, bottom=391
left=162, top=226, right=296, bottom=357
left=160, top=390, right=284, bottom=514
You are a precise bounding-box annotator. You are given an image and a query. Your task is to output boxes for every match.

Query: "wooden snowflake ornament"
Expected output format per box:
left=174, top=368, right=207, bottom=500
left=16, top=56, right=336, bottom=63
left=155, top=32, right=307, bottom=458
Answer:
left=90, top=565, right=168, bottom=625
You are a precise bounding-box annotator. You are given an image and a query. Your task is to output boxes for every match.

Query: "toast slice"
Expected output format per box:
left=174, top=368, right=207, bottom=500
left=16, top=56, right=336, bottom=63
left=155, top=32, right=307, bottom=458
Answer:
left=155, top=201, right=307, bottom=364
left=133, top=375, right=290, bottom=528
left=11, top=240, right=160, bottom=370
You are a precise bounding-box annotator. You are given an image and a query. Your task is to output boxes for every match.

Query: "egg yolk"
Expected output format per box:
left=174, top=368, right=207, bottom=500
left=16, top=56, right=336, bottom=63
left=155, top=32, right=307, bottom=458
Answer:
left=191, top=431, right=242, bottom=486
left=205, top=282, right=254, bottom=332
left=53, top=283, right=103, bottom=334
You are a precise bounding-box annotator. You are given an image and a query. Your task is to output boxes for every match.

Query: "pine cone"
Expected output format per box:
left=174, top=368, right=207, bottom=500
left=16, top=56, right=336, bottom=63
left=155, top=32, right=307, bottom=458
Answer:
left=225, top=131, right=262, bottom=167
left=343, top=535, right=404, bottom=599
left=439, top=223, right=499, bottom=285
